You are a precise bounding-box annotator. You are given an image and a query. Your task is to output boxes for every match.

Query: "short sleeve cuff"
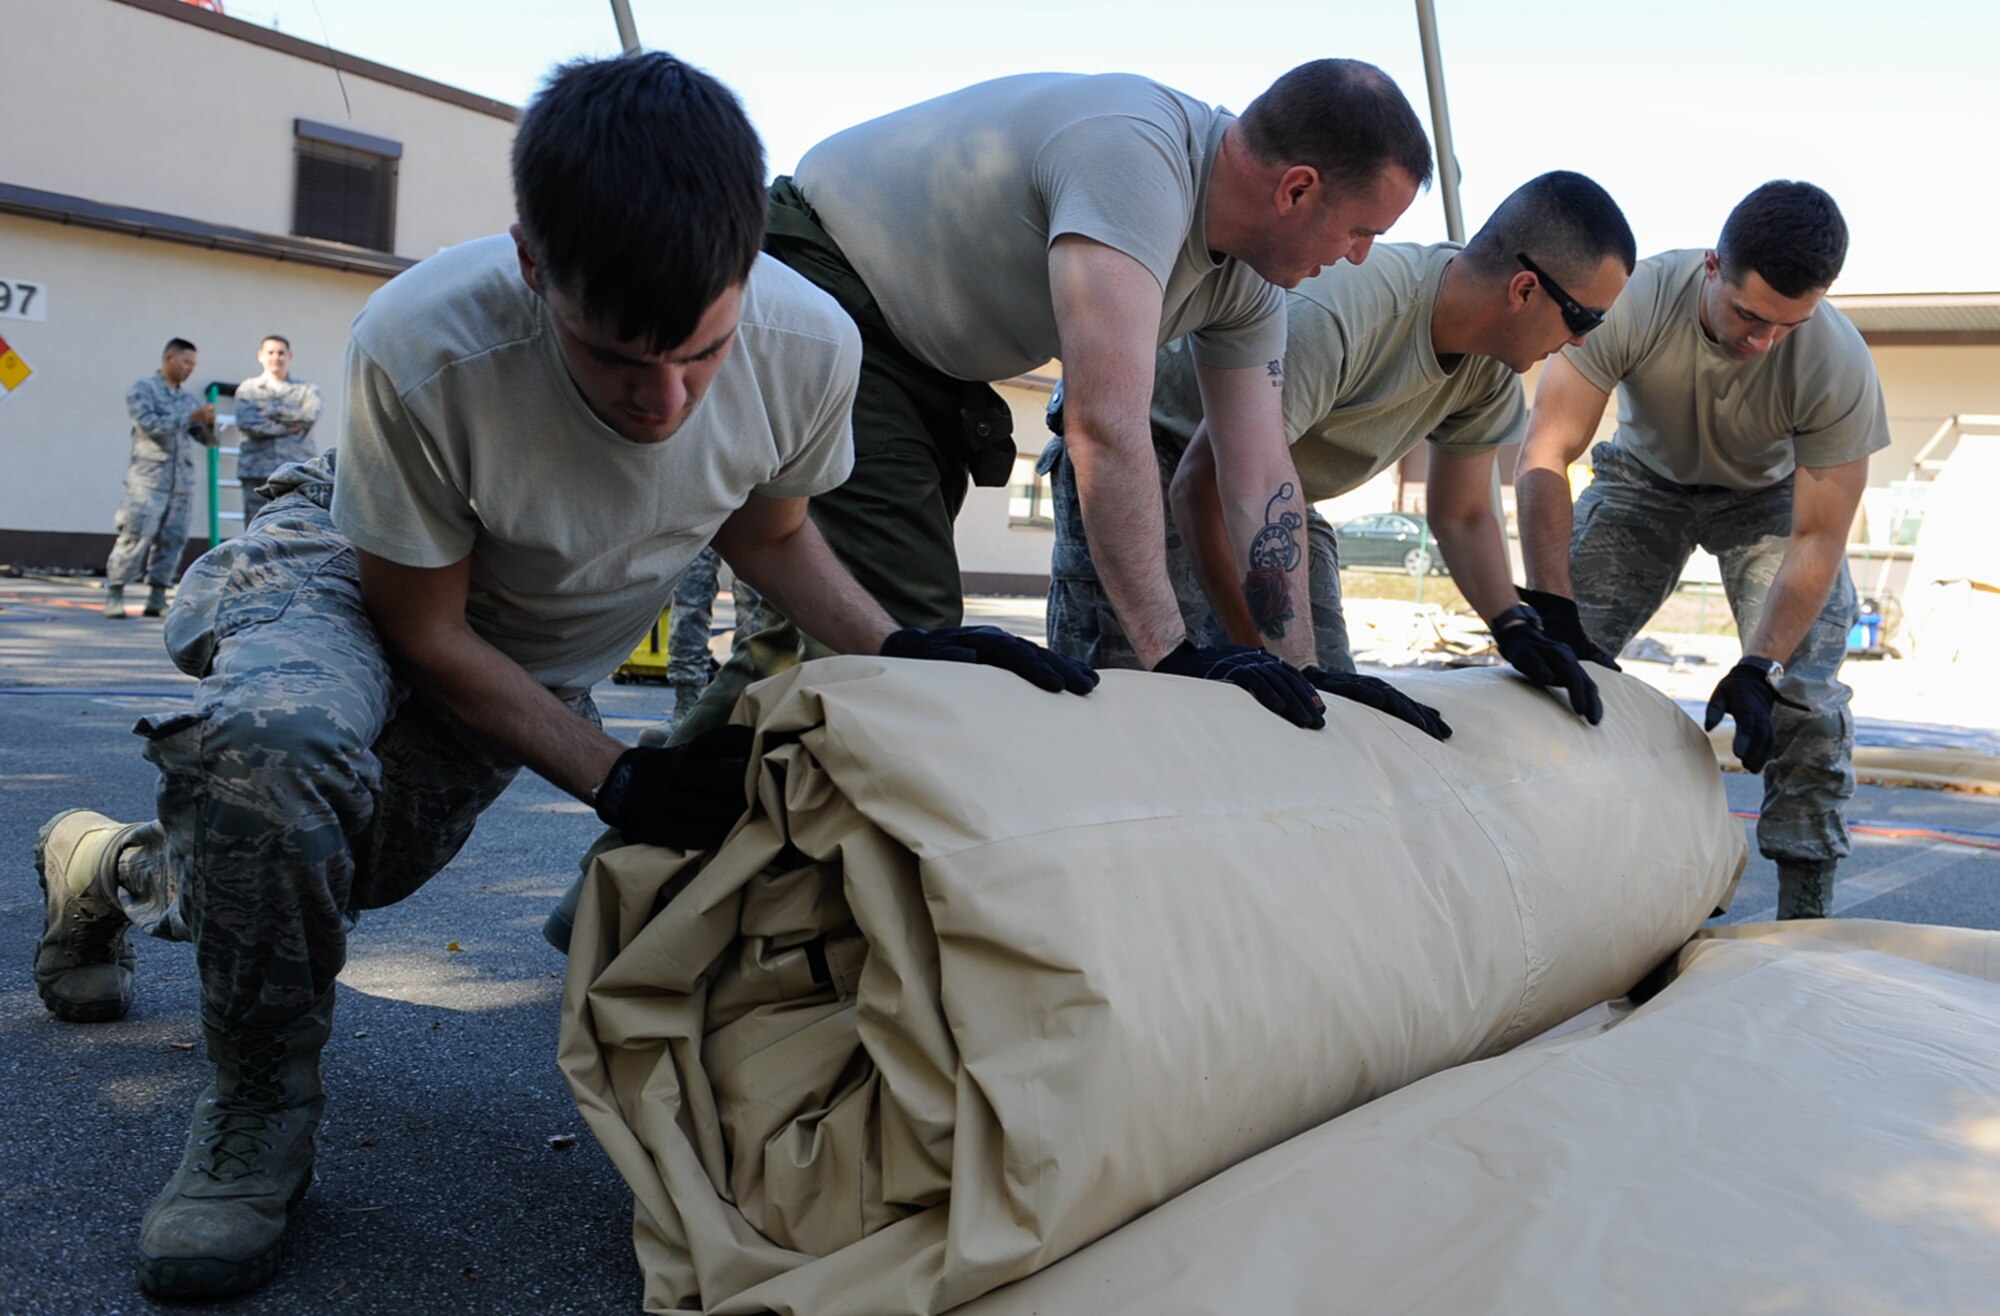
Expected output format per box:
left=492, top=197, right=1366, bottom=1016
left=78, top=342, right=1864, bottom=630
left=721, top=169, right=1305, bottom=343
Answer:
left=1560, top=343, right=1620, bottom=395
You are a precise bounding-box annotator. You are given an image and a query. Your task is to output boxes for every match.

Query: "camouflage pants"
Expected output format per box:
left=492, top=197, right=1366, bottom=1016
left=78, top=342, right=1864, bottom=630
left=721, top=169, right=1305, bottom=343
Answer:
left=238, top=481, right=272, bottom=529
left=117, top=452, right=597, bottom=1030
left=665, top=547, right=763, bottom=690
left=1039, top=435, right=1354, bottom=672
left=240, top=435, right=318, bottom=529
left=1571, top=442, right=1856, bottom=866
left=105, top=456, right=196, bottom=589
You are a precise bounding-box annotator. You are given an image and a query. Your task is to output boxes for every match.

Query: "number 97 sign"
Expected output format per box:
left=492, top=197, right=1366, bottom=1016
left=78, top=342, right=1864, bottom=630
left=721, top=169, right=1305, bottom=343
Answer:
left=0, top=278, right=46, bottom=321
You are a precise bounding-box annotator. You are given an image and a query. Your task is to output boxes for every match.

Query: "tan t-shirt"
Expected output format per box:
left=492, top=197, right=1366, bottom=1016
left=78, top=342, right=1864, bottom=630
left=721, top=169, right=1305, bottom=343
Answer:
left=794, top=72, right=1286, bottom=383
left=1562, top=248, right=1890, bottom=489
left=332, top=236, right=860, bottom=696
left=1151, top=243, right=1525, bottom=499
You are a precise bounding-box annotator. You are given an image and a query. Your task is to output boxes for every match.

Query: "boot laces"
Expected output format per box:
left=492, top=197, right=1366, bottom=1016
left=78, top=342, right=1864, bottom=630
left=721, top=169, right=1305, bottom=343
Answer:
left=58, top=887, right=124, bottom=959
left=198, top=1032, right=293, bottom=1180
left=49, top=832, right=129, bottom=957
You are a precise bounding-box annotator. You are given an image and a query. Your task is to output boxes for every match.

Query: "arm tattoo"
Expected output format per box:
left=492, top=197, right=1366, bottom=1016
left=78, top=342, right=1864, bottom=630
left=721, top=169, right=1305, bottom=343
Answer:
left=1266, top=358, right=1285, bottom=387
left=1243, top=482, right=1303, bottom=640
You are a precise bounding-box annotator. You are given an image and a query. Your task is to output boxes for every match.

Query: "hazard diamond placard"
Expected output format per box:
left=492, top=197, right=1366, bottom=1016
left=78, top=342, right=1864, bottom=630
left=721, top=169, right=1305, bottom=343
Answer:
left=0, top=332, right=31, bottom=395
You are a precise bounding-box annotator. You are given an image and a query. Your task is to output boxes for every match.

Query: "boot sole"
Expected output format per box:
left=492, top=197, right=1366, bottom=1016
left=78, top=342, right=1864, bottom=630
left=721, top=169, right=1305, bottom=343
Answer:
left=40, top=991, right=130, bottom=1025
left=136, top=1170, right=310, bottom=1299
left=136, top=1247, right=282, bottom=1301
left=34, top=810, right=133, bottom=1023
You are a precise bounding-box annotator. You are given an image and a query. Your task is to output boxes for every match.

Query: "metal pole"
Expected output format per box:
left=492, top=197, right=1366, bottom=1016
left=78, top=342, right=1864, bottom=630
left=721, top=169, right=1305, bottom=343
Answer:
left=1413, top=0, right=1464, bottom=242
left=609, top=0, right=642, bottom=54
left=1417, top=0, right=1503, bottom=568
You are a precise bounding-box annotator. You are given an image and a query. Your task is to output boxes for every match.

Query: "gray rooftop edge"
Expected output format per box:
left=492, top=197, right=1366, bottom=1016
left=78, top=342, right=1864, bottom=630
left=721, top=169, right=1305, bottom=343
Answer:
left=0, top=181, right=415, bottom=279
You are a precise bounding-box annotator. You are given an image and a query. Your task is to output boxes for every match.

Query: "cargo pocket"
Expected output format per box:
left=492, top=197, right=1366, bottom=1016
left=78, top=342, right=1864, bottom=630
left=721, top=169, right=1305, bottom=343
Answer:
left=162, top=533, right=355, bottom=679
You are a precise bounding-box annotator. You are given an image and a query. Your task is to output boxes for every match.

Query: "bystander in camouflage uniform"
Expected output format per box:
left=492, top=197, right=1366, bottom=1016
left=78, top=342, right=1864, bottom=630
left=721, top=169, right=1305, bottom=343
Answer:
left=106, top=368, right=214, bottom=615
left=231, top=362, right=321, bottom=526
left=662, top=546, right=763, bottom=728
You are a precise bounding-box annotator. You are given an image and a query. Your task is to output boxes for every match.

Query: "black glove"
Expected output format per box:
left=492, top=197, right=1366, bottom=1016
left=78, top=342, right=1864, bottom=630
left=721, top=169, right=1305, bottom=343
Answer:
left=593, top=724, right=757, bottom=851
left=1491, top=603, right=1603, bottom=725
left=1302, top=666, right=1452, bottom=741
left=881, top=625, right=1099, bottom=694
left=1703, top=662, right=1809, bottom=774
left=1517, top=588, right=1620, bottom=671
left=1153, top=640, right=1324, bottom=729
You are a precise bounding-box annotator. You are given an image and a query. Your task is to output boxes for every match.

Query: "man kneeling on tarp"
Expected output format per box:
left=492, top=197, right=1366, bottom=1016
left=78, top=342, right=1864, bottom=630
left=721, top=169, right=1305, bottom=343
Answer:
left=31, top=51, right=1093, bottom=1303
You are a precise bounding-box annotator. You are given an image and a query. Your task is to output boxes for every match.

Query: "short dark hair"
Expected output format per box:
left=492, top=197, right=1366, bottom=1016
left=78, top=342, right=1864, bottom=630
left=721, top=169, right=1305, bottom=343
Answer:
left=1717, top=181, right=1847, bottom=298
left=260, top=334, right=291, bottom=351
left=163, top=338, right=196, bottom=356
left=1462, top=171, right=1636, bottom=285
left=512, top=53, right=765, bottom=353
left=1238, top=60, right=1433, bottom=195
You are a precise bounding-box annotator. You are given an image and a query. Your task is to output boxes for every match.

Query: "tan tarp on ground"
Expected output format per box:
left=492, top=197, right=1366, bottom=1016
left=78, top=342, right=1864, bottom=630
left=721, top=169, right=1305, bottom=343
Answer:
left=559, top=657, right=1746, bottom=1315
left=959, top=919, right=2000, bottom=1316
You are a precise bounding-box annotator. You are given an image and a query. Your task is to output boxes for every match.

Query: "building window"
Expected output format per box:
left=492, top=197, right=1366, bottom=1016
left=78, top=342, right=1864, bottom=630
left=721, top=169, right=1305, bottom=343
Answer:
left=292, top=119, right=401, bottom=251
left=1008, top=455, right=1055, bottom=527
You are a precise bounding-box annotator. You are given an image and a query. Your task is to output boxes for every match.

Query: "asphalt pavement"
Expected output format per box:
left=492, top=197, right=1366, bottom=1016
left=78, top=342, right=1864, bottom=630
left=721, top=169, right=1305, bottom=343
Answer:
left=1, top=581, right=646, bottom=1315
left=2, top=577, right=1996, bottom=1314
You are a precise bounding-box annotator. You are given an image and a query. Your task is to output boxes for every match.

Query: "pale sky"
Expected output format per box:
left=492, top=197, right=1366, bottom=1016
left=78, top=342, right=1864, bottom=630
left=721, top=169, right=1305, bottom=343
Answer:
left=237, top=0, right=1996, bottom=294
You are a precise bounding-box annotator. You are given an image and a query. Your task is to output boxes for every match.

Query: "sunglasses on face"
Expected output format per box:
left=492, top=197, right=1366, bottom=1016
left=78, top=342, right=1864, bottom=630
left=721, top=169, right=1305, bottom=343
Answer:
left=1516, top=253, right=1605, bottom=337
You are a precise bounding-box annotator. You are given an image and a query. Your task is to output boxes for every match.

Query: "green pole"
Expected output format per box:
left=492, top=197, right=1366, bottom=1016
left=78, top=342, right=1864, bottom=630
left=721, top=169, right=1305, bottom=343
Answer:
left=205, top=384, right=221, bottom=546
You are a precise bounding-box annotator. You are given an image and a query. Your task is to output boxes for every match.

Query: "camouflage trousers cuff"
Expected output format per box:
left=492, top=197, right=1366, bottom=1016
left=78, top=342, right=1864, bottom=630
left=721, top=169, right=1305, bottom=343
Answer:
left=116, top=830, right=190, bottom=943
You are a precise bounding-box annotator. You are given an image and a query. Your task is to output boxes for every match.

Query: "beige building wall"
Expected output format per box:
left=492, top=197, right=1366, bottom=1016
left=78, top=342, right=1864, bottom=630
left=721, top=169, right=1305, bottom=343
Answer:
left=0, top=215, right=378, bottom=536
left=7, top=0, right=517, bottom=261
left=1867, top=345, right=2000, bottom=477
left=0, top=0, right=518, bottom=560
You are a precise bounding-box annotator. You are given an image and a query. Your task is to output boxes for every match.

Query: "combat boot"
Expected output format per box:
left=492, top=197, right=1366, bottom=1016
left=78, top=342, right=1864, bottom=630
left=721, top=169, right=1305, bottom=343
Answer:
left=143, top=584, right=169, bottom=617
left=1776, top=859, right=1836, bottom=920
left=33, top=810, right=153, bottom=1022
left=103, top=585, right=128, bottom=619
left=657, top=682, right=704, bottom=742
left=138, top=997, right=334, bottom=1299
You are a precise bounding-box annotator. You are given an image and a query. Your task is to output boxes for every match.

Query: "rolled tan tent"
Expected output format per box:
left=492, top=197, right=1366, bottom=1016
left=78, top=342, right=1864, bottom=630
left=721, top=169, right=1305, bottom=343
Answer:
left=959, top=920, right=2000, bottom=1316
left=559, top=657, right=1745, bottom=1314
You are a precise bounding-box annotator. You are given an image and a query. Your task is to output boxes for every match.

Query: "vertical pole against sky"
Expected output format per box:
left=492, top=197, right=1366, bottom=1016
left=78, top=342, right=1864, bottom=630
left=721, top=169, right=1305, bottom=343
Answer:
left=1417, top=0, right=1508, bottom=532
left=609, top=0, right=641, bottom=54
left=1414, top=0, right=1464, bottom=243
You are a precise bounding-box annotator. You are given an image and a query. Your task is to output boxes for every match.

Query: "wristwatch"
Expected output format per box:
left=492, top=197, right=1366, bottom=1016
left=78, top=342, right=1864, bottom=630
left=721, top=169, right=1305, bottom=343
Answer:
left=1489, top=603, right=1543, bottom=634
left=1737, top=655, right=1786, bottom=686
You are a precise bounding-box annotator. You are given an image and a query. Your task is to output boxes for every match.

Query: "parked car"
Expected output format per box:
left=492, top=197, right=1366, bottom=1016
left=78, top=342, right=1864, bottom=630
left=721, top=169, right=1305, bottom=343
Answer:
left=1335, top=513, right=1448, bottom=576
